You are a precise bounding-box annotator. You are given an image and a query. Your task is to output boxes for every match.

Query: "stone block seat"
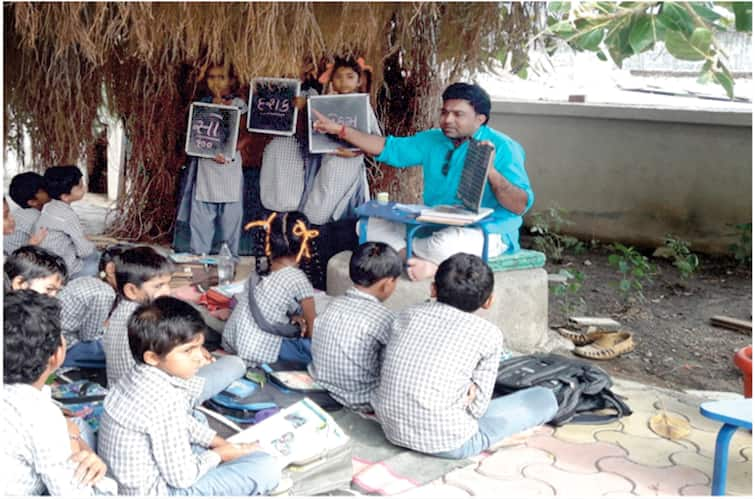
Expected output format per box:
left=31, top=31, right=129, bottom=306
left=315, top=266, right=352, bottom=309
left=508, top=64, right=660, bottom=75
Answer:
left=326, top=249, right=572, bottom=354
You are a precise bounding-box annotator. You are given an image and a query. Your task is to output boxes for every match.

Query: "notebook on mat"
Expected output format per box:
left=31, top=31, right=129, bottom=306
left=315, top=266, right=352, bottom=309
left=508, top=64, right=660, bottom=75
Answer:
left=418, top=138, right=494, bottom=225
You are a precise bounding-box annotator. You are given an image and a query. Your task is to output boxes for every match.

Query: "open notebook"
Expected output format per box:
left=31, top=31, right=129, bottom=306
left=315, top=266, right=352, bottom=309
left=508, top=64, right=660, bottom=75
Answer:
left=417, top=138, right=495, bottom=225
left=227, top=398, right=350, bottom=469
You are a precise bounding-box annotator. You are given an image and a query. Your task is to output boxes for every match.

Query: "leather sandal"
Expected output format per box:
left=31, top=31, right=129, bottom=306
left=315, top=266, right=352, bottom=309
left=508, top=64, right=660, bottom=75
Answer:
left=557, top=326, right=607, bottom=346
left=573, top=331, right=635, bottom=360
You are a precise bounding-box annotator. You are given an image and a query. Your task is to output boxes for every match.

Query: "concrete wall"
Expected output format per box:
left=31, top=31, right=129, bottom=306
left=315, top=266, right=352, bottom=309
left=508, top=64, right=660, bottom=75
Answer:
left=488, top=100, right=752, bottom=254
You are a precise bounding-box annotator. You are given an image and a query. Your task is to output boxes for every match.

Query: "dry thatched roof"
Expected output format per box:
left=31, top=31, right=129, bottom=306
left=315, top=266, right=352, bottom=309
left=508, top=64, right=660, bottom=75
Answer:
left=4, top=2, right=539, bottom=241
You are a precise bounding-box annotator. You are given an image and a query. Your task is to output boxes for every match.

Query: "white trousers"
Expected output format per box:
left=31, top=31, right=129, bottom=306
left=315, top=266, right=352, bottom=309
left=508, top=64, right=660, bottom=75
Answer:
left=359, top=217, right=508, bottom=265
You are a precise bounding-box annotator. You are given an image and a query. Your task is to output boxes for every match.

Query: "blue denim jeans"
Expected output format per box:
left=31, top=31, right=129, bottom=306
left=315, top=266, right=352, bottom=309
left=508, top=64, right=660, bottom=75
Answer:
left=168, top=451, right=280, bottom=496
left=62, top=339, right=106, bottom=369
left=196, top=355, right=247, bottom=404
left=278, top=338, right=312, bottom=364
left=433, top=386, right=559, bottom=459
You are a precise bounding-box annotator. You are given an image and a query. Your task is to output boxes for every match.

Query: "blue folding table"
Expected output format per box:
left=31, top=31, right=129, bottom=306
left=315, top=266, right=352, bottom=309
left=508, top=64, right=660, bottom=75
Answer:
left=355, top=200, right=492, bottom=262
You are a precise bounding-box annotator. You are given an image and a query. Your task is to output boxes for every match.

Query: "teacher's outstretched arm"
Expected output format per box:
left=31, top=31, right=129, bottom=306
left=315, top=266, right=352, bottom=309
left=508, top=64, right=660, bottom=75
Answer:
left=312, top=109, right=386, bottom=157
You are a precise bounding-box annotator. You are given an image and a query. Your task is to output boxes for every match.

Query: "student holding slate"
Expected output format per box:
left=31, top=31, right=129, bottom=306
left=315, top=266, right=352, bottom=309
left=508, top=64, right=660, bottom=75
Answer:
left=187, top=63, right=252, bottom=257
left=313, top=83, right=533, bottom=281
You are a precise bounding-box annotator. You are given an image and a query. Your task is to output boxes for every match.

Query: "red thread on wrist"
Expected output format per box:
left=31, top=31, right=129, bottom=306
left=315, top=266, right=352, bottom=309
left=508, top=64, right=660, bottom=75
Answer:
left=338, top=125, right=347, bottom=139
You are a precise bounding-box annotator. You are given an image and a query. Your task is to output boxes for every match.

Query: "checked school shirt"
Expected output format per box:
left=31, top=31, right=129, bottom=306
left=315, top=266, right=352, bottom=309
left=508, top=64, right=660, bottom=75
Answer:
left=310, top=287, right=394, bottom=410
left=371, top=301, right=503, bottom=454
left=34, top=199, right=96, bottom=275
left=3, top=207, right=40, bottom=255
left=2, top=383, right=96, bottom=496
left=222, top=266, right=314, bottom=366
left=98, top=364, right=219, bottom=495
left=59, top=276, right=116, bottom=347
left=103, top=299, right=140, bottom=387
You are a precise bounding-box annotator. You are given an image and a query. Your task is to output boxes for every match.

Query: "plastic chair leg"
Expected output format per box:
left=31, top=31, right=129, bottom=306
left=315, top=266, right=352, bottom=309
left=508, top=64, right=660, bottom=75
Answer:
left=711, top=423, right=738, bottom=495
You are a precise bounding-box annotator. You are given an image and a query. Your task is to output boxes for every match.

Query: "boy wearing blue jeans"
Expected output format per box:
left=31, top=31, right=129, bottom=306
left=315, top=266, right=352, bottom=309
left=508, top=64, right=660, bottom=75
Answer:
left=372, top=253, right=558, bottom=459
left=99, top=297, right=280, bottom=495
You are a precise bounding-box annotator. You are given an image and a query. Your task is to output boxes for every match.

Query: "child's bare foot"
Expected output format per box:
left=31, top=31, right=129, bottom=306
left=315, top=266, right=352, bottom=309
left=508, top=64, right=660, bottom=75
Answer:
left=406, top=258, right=438, bottom=281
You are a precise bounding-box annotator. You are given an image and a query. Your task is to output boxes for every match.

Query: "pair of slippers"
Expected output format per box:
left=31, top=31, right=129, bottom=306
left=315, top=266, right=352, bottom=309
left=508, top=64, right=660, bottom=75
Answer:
left=558, top=326, right=635, bottom=360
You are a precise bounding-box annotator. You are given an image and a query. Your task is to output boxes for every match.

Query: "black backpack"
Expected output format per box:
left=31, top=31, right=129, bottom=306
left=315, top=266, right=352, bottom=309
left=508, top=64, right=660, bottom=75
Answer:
left=494, top=353, right=632, bottom=426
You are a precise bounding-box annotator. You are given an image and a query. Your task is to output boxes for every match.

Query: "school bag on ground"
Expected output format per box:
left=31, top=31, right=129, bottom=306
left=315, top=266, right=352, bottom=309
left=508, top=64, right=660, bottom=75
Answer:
left=51, top=380, right=108, bottom=432
left=493, top=353, right=632, bottom=426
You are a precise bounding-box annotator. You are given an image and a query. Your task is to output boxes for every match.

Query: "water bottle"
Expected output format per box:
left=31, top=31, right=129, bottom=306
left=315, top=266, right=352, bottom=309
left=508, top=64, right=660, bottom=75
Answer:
left=217, top=242, right=235, bottom=285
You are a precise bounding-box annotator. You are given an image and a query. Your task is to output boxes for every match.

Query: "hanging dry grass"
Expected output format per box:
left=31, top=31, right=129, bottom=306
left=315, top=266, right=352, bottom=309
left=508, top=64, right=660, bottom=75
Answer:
left=4, top=2, right=539, bottom=242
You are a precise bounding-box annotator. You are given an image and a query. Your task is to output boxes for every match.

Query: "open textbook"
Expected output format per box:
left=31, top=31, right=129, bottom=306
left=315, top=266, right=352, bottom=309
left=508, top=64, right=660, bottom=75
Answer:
left=227, top=398, right=350, bottom=469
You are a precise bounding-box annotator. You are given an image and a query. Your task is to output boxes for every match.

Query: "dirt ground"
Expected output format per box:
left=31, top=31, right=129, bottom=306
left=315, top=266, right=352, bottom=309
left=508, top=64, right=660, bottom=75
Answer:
left=529, top=235, right=753, bottom=394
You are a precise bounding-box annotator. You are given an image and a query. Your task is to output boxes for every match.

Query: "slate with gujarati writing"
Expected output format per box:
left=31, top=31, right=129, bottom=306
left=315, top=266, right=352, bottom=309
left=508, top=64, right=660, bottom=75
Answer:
left=308, top=94, right=369, bottom=154
left=185, top=102, right=240, bottom=159
left=247, top=78, right=300, bottom=136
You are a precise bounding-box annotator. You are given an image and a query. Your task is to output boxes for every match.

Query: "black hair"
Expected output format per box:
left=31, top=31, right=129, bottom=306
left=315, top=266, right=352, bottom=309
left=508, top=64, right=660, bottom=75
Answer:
left=331, top=56, right=372, bottom=94
left=113, top=246, right=174, bottom=297
left=442, top=83, right=492, bottom=125
left=99, top=243, right=131, bottom=275
left=43, top=165, right=83, bottom=200
left=5, top=245, right=68, bottom=284
left=434, top=253, right=494, bottom=312
left=128, top=296, right=206, bottom=363
left=9, top=172, right=46, bottom=208
left=4, top=290, right=63, bottom=384
left=255, top=211, right=315, bottom=276
left=350, top=242, right=402, bottom=287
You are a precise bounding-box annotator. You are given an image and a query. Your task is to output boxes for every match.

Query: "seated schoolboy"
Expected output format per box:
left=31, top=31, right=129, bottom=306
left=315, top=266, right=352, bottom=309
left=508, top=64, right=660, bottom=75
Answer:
left=310, top=242, right=401, bottom=411
left=59, top=245, right=129, bottom=369
left=34, top=165, right=99, bottom=279
left=98, top=296, right=280, bottom=496
left=103, top=246, right=245, bottom=401
left=223, top=211, right=318, bottom=366
left=5, top=244, right=68, bottom=296
left=371, top=253, right=559, bottom=459
left=5, top=172, right=50, bottom=254
left=3, top=290, right=115, bottom=496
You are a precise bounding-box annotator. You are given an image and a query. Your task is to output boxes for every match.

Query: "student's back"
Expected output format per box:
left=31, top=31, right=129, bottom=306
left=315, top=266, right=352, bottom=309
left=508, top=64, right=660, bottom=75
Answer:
left=223, top=265, right=313, bottom=365
left=311, top=242, right=400, bottom=410
left=60, top=276, right=116, bottom=345
left=34, top=166, right=96, bottom=277
left=372, top=300, right=502, bottom=453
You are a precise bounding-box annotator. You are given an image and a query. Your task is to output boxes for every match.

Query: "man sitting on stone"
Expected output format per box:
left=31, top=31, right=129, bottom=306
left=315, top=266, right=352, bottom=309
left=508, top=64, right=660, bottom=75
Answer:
left=313, top=82, right=533, bottom=281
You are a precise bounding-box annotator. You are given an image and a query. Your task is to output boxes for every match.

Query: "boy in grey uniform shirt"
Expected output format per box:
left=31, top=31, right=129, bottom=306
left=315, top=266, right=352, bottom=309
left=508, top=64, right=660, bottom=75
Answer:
left=310, top=242, right=401, bottom=411
left=372, top=253, right=558, bottom=459
left=34, top=165, right=99, bottom=279
left=5, top=171, right=49, bottom=254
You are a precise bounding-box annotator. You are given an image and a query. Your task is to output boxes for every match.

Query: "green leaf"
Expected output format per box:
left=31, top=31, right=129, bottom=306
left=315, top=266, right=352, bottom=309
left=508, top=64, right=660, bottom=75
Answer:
left=714, top=70, right=735, bottom=99
left=574, top=27, right=605, bottom=51
left=733, top=1, right=752, bottom=32
left=691, top=3, right=722, bottom=23
left=549, top=2, right=571, bottom=15
left=618, top=261, right=629, bottom=273
left=549, top=20, right=576, bottom=36
left=608, top=254, right=620, bottom=266
left=689, top=27, right=713, bottom=55
left=516, top=67, right=528, bottom=79
left=629, top=16, right=655, bottom=53
left=619, top=279, right=632, bottom=292
left=664, top=30, right=706, bottom=61
left=597, top=50, right=608, bottom=61
left=658, top=2, right=695, bottom=34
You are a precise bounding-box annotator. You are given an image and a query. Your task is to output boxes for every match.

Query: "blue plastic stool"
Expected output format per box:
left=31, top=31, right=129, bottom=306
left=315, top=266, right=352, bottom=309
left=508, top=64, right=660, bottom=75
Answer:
left=699, top=399, right=752, bottom=495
